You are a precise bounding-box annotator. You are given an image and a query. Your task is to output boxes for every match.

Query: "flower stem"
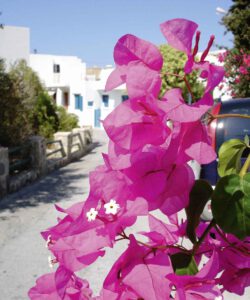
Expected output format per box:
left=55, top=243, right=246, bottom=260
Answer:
left=117, top=233, right=190, bottom=253
left=164, top=72, right=183, bottom=78
left=183, top=75, right=194, bottom=101
left=192, top=219, right=216, bottom=254
left=239, top=153, right=250, bottom=178
left=163, top=72, right=194, bottom=102
left=214, top=225, right=250, bottom=256
left=210, top=113, right=250, bottom=120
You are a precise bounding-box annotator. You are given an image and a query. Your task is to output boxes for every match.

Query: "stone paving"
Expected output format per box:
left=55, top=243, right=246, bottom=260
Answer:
left=0, top=129, right=249, bottom=299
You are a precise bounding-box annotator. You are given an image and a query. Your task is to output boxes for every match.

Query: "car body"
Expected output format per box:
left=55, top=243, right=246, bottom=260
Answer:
left=200, top=98, right=250, bottom=220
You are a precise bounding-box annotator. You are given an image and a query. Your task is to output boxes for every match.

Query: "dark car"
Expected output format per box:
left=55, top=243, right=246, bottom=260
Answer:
left=200, top=98, right=250, bottom=220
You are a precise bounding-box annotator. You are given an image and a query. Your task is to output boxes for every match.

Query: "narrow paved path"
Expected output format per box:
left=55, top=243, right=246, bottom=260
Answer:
left=0, top=130, right=249, bottom=299
left=0, top=130, right=111, bottom=299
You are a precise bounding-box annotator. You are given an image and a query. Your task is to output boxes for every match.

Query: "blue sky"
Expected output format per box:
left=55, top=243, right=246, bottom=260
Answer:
left=1, top=0, right=233, bottom=67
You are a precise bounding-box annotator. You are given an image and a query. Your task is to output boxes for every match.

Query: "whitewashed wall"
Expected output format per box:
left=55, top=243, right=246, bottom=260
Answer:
left=0, top=26, right=30, bottom=67
left=30, top=54, right=86, bottom=126
left=85, top=67, right=127, bottom=128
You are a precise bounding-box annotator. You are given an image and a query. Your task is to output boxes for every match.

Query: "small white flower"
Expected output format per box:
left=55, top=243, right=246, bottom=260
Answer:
left=48, top=255, right=56, bottom=268
left=104, top=199, right=120, bottom=215
left=214, top=296, right=223, bottom=300
left=86, top=208, right=98, bottom=221
left=45, top=235, right=52, bottom=248
left=166, top=120, right=173, bottom=130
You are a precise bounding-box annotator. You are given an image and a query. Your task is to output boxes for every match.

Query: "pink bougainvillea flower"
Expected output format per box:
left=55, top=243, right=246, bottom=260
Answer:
left=220, top=267, right=250, bottom=296
left=125, top=61, right=162, bottom=98
left=103, top=95, right=171, bottom=151
left=158, top=163, right=195, bottom=215
left=178, top=121, right=216, bottom=164
left=106, top=140, right=135, bottom=171
left=47, top=220, right=108, bottom=272
left=28, top=266, right=94, bottom=300
left=105, top=143, right=195, bottom=214
left=165, top=120, right=216, bottom=165
left=221, top=244, right=250, bottom=270
left=191, top=62, right=225, bottom=94
left=85, top=164, right=133, bottom=212
left=29, top=18, right=232, bottom=300
left=84, top=164, right=148, bottom=239
left=106, top=136, right=171, bottom=176
left=99, top=288, right=139, bottom=300
left=113, top=34, right=163, bottom=70
left=105, top=34, right=163, bottom=98
left=41, top=201, right=85, bottom=244
left=162, top=88, right=213, bottom=122
left=167, top=251, right=223, bottom=300
left=160, top=18, right=198, bottom=54
left=106, top=198, right=148, bottom=239
left=42, top=163, right=148, bottom=272
left=101, top=235, right=172, bottom=300
left=41, top=175, right=110, bottom=271
left=108, top=144, right=167, bottom=181
left=160, top=18, right=224, bottom=94
left=105, top=99, right=215, bottom=174
left=239, top=66, right=248, bottom=75
left=140, top=214, right=179, bottom=247
left=218, top=243, right=250, bottom=295
left=45, top=198, right=147, bottom=272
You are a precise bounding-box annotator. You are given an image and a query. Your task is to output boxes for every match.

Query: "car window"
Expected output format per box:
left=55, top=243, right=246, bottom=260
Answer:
left=216, top=99, right=250, bottom=155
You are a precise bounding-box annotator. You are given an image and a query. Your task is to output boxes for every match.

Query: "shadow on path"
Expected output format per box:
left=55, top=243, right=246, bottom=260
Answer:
left=0, top=141, right=103, bottom=213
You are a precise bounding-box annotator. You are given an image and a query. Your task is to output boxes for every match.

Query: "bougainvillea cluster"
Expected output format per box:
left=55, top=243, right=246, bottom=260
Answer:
left=218, top=48, right=250, bottom=98
left=29, top=18, right=250, bottom=300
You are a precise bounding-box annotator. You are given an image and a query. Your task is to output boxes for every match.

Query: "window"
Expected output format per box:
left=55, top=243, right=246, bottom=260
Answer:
left=122, top=95, right=129, bottom=102
left=75, top=94, right=83, bottom=111
left=53, top=64, right=60, bottom=73
left=88, top=101, right=94, bottom=107
left=102, top=95, right=109, bottom=107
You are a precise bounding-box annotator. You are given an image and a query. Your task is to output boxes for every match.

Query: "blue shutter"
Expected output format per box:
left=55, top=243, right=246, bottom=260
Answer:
left=80, top=95, right=83, bottom=111
left=94, top=108, right=101, bottom=127
left=75, top=94, right=79, bottom=109
left=75, top=94, right=83, bottom=111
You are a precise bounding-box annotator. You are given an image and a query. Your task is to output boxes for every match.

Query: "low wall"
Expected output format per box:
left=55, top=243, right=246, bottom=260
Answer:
left=0, top=127, right=93, bottom=198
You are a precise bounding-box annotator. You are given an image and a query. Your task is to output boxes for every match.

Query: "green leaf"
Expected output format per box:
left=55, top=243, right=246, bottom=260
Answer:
left=170, top=253, right=198, bottom=276
left=218, top=139, right=247, bottom=177
left=211, top=174, right=250, bottom=239
left=186, top=180, right=213, bottom=243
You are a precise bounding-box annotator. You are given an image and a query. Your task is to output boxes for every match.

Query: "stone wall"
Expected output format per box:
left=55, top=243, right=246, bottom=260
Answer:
left=0, top=147, right=9, bottom=198
left=0, top=127, right=93, bottom=198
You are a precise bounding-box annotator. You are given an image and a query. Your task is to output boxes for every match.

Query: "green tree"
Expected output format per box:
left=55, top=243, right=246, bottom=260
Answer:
left=159, top=45, right=204, bottom=102
left=0, top=60, right=38, bottom=146
left=33, top=92, right=59, bottom=140
left=222, top=0, right=250, bottom=51
left=9, top=60, right=44, bottom=111
left=56, top=106, right=79, bottom=132
left=220, top=0, right=250, bottom=98
left=0, top=60, right=61, bottom=146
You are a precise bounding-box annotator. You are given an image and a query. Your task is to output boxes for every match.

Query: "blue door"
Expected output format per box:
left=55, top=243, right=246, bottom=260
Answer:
left=94, top=108, right=101, bottom=127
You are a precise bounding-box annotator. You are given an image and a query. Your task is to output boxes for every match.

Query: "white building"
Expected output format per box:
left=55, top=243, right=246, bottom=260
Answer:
left=0, top=25, right=30, bottom=67
left=85, top=66, right=127, bottom=128
left=84, top=51, right=230, bottom=128
left=30, top=54, right=86, bottom=126
left=0, top=24, right=230, bottom=129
